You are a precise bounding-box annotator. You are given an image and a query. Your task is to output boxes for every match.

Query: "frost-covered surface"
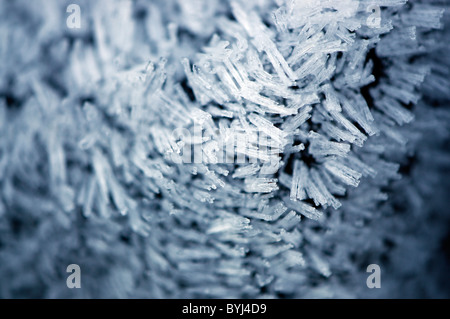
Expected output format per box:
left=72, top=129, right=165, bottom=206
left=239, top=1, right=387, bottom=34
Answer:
left=0, top=0, right=449, bottom=298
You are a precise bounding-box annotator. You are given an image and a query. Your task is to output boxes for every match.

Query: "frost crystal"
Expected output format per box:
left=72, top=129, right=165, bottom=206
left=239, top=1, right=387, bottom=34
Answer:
left=0, top=0, right=449, bottom=299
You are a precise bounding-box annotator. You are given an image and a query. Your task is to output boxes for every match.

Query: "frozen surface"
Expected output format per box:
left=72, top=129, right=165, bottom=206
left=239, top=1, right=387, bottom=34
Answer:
left=0, top=0, right=449, bottom=298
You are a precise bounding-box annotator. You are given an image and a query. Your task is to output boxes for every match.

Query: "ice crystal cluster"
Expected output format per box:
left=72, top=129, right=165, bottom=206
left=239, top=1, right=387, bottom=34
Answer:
left=0, top=0, right=449, bottom=298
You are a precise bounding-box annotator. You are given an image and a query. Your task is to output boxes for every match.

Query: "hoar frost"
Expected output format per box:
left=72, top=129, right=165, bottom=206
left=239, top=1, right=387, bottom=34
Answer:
left=0, top=0, right=449, bottom=298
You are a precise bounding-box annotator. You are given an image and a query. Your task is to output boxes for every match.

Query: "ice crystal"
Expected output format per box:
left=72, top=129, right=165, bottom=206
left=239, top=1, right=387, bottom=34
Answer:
left=0, top=0, right=449, bottom=298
